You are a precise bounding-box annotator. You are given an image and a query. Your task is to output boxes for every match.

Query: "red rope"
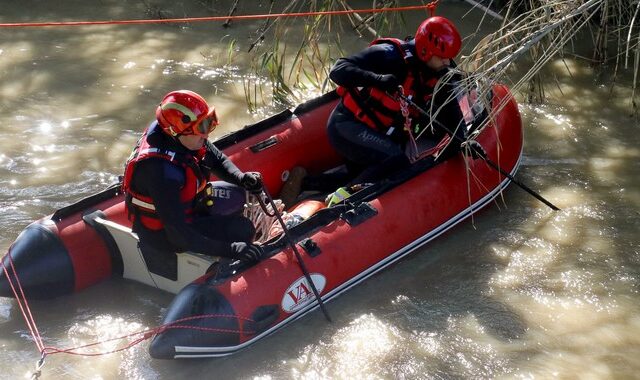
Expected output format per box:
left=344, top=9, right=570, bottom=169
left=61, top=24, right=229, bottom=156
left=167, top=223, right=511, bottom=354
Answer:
left=1, top=246, right=45, bottom=354
left=41, top=313, right=257, bottom=357
left=0, top=3, right=437, bottom=28
left=2, top=243, right=259, bottom=358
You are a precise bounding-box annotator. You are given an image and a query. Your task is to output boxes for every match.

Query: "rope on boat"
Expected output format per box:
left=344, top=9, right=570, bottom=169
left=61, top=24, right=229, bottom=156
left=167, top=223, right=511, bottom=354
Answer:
left=0, top=195, right=282, bottom=365
left=1, top=247, right=44, bottom=352
left=0, top=3, right=438, bottom=28
left=1, top=245, right=47, bottom=377
left=38, top=313, right=257, bottom=357
left=244, top=194, right=285, bottom=243
left=2, top=246, right=257, bottom=364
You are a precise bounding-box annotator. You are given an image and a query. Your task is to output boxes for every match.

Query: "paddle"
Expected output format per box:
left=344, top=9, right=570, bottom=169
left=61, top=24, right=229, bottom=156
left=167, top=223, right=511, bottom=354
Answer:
left=396, top=91, right=561, bottom=211
left=255, top=186, right=333, bottom=323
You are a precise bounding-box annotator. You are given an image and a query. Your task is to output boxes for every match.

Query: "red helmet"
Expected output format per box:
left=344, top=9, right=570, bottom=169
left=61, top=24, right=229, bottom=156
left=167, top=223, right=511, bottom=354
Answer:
left=155, top=90, right=218, bottom=137
left=415, top=16, right=461, bottom=63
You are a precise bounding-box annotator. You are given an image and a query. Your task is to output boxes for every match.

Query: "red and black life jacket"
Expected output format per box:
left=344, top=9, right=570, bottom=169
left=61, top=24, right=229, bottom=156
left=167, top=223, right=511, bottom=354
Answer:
left=122, top=123, right=208, bottom=230
left=336, top=38, right=440, bottom=134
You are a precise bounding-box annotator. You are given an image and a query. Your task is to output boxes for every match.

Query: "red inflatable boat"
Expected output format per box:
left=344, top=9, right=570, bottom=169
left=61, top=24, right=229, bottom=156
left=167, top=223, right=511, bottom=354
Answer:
left=0, top=85, right=523, bottom=359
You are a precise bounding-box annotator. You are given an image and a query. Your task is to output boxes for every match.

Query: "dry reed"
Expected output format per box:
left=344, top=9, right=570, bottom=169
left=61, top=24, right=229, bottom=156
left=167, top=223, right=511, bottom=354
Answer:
left=241, top=0, right=639, bottom=117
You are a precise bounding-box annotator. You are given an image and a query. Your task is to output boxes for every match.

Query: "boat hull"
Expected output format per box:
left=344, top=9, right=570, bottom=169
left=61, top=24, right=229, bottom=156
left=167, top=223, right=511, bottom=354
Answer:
left=148, top=85, right=524, bottom=358
left=1, top=85, right=523, bottom=359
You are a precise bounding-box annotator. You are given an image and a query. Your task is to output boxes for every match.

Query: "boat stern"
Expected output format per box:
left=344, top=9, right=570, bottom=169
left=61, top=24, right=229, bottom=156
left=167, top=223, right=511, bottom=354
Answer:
left=149, top=282, right=245, bottom=359
left=0, top=221, right=75, bottom=299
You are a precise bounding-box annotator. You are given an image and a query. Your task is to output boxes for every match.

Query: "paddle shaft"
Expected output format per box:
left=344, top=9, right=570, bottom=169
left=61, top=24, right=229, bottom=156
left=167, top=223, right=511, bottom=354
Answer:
left=397, top=92, right=560, bottom=211
left=258, top=188, right=332, bottom=323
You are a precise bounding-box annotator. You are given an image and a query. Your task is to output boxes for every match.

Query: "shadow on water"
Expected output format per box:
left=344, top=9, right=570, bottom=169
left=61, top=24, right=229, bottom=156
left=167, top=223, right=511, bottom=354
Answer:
left=2, top=1, right=640, bottom=379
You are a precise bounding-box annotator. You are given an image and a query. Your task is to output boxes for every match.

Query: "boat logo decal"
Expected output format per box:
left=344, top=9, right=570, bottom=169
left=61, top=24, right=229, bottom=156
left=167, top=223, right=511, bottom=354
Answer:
left=281, top=274, right=326, bottom=313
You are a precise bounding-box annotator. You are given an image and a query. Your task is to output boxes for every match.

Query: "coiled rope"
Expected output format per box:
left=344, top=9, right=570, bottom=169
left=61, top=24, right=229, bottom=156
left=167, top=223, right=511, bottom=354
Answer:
left=244, top=194, right=285, bottom=243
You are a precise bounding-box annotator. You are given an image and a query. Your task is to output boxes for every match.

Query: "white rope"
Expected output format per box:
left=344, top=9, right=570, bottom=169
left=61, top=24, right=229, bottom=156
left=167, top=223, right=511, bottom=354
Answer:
left=243, top=194, right=285, bottom=243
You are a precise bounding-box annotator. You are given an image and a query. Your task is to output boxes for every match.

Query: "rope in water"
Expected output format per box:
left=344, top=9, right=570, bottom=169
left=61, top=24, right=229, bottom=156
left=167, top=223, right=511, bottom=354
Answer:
left=2, top=245, right=257, bottom=364
left=40, top=313, right=257, bottom=357
left=0, top=3, right=437, bottom=28
left=1, top=246, right=45, bottom=353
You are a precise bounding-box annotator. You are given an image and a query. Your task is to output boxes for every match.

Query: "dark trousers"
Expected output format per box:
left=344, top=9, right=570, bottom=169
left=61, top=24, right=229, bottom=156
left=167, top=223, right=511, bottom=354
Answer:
left=136, top=212, right=254, bottom=280
left=190, top=214, right=255, bottom=243
left=135, top=182, right=254, bottom=253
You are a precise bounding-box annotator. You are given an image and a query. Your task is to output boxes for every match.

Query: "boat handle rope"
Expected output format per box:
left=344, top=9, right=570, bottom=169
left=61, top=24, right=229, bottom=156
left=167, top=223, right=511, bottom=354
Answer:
left=256, top=187, right=332, bottom=323
left=2, top=245, right=264, bottom=366
left=393, top=90, right=561, bottom=211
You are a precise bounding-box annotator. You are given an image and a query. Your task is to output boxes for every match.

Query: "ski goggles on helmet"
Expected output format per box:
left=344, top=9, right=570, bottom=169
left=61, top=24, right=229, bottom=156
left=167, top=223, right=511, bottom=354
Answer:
left=185, top=107, right=219, bottom=137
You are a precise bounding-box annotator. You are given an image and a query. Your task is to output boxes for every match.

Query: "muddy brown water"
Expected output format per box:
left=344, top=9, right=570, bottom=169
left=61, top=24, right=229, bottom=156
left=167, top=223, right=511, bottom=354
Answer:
left=1, top=1, right=639, bottom=379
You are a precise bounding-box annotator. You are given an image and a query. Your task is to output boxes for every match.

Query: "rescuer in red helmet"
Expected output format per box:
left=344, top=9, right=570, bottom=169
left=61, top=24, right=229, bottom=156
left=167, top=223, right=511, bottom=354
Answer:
left=122, top=90, right=264, bottom=277
left=324, top=16, right=486, bottom=190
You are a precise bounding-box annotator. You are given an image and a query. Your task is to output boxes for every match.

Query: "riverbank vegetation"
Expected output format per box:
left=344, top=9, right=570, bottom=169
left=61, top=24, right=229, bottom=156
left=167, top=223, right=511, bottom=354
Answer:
left=144, top=0, right=639, bottom=114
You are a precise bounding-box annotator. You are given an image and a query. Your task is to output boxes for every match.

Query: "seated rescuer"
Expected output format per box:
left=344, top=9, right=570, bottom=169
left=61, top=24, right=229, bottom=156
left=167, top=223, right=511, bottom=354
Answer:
left=122, top=90, right=264, bottom=275
left=327, top=16, right=486, bottom=186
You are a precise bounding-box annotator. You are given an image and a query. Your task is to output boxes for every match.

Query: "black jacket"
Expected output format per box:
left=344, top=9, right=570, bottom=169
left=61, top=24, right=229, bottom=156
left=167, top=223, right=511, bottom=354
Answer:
left=330, top=39, right=467, bottom=149
left=129, top=123, right=244, bottom=257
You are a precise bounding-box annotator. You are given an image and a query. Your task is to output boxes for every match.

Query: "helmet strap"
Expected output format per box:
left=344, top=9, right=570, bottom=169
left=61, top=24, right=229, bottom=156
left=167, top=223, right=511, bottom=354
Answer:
left=168, top=126, right=180, bottom=137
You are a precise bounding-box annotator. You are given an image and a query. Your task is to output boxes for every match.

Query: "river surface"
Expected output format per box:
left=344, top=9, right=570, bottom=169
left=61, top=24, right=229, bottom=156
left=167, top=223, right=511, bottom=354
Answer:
left=1, top=1, right=639, bottom=379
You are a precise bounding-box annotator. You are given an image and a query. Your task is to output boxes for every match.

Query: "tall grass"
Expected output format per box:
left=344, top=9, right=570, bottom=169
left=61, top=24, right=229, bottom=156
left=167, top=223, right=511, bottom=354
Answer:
left=140, top=1, right=638, bottom=113
left=462, top=0, right=639, bottom=106
left=241, top=0, right=405, bottom=112
left=239, top=0, right=639, bottom=114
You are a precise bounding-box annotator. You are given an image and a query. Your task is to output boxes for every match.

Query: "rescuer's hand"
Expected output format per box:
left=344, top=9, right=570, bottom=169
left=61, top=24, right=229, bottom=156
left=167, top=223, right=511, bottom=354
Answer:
left=241, top=172, right=263, bottom=194
left=231, top=242, right=264, bottom=263
left=376, top=74, right=401, bottom=93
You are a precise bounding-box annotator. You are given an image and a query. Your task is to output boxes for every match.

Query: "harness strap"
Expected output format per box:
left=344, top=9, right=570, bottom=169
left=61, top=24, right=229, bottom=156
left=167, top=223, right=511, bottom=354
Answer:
left=346, top=87, right=390, bottom=132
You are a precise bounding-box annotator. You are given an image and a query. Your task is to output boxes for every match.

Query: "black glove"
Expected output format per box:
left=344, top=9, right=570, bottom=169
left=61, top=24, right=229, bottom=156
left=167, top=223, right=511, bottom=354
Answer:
left=463, top=140, right=487, bottom=160
left=375, top=74, right=401, bottom=93
left=241, top=172, right=263, bottom=194
left=231, top=242, right=264, bottom=263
